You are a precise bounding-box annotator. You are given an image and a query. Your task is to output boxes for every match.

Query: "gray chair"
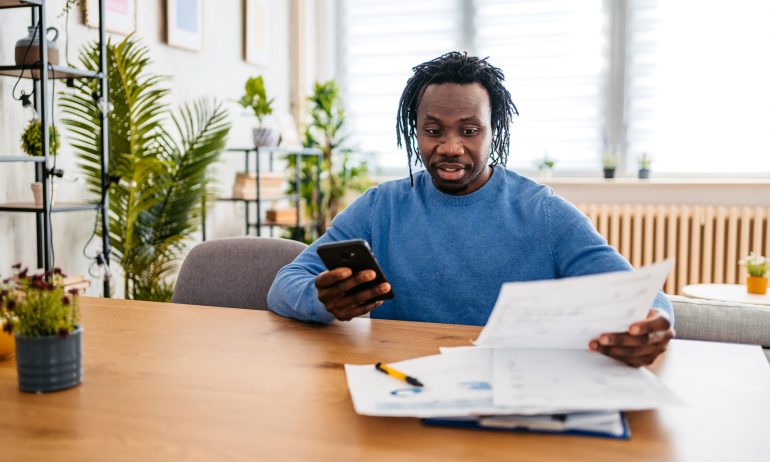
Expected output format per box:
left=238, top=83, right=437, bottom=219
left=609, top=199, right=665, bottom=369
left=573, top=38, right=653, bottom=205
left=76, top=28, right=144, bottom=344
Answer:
left=669, top=295, right=770, bottom=364
left=172, top=237, right=307, bottom=310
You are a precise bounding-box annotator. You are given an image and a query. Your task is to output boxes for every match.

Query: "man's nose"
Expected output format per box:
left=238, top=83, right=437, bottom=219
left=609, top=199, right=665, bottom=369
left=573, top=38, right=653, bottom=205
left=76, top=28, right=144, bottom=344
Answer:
left=436, top=133, right=463, bottom=157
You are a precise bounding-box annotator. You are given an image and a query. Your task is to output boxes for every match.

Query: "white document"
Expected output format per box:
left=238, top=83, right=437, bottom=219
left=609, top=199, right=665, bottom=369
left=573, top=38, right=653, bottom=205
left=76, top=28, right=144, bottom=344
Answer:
left=345, top=348, right=566, bottom=417
left=475, top=260, right=674, bottom=349
left=490, top=348, right=683, bottom=410
left=345, top=261, right=682, bottom=418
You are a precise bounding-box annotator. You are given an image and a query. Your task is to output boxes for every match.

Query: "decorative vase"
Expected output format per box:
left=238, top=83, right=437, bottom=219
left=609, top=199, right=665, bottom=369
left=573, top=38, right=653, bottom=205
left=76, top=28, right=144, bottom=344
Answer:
left=638, top=168, right=650, bottom=179
left=539, top=169, right=552, bottom=181
left=15, top=26, right=60, bottom=67
left=15, top=326, right=83, bottom=393
left=746, top=276, right=768, bottom=295
left=252, top=127, right=279, bottom=148
left=603, top=168, right=616, bottom=179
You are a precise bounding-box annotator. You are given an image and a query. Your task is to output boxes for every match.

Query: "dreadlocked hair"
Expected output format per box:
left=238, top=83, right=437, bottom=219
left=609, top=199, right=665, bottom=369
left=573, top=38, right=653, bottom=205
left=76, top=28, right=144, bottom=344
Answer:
left=396, top=51, right=518, bottom=186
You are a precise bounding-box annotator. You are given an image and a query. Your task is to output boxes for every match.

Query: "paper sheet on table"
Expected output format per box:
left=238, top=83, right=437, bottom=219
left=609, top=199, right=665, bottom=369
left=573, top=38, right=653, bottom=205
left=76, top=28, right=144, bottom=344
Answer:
left=475, top=260, right=674, bottom=349
left=490, top=348, right=683, bottom=410
left=345, top=348, right=566, bottom=417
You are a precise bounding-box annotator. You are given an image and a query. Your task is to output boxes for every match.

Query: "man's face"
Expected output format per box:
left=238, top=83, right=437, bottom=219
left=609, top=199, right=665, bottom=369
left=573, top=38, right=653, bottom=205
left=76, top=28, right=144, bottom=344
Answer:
left=416, top=82, right=493, bottom=195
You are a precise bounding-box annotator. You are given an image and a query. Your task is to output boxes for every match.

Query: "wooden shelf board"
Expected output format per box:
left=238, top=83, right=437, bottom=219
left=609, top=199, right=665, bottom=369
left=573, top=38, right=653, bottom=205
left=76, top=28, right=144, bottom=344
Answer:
left=0, top=0, right=41, bottom=9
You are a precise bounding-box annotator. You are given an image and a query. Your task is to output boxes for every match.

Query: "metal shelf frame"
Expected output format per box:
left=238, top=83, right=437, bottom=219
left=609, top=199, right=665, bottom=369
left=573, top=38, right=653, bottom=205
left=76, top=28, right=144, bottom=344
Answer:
left=0, top=1, right=111, bottom=296
left=206, top=146, right=323, bottom=241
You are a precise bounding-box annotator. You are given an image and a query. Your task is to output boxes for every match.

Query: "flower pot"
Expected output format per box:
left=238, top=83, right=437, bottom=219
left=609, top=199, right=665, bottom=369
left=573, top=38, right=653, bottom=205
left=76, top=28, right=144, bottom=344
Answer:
left=638, top=168, right=650, bottom=179
left=603, top=168, right=616, bottom=179
left=15, top=326, right=82, bottom=393
left=252, top=127, right=279, bottom=148
left=30, top=182, right=55, bottom=206
left=0, top=326, right=15, bottom=358
left=746, top=276, right=768, bottom=295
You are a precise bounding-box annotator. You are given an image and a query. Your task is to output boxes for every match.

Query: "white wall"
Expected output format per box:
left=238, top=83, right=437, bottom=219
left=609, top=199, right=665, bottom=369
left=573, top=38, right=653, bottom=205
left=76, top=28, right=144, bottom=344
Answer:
left=0, top=0, right=291, bottom=296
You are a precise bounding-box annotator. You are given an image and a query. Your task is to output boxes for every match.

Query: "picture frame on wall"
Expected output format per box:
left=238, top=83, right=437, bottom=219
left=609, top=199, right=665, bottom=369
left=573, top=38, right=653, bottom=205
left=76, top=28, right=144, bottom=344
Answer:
left=167, top=0, right=204, bottom=51
left=85, top=0, right=136, bottom=35
left=245, top=0, right=270, bottom=66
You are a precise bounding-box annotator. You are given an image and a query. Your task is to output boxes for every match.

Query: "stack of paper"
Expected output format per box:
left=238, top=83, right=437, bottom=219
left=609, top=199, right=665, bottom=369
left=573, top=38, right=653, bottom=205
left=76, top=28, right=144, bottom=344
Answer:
left=344, top=261, right=683, bottom=437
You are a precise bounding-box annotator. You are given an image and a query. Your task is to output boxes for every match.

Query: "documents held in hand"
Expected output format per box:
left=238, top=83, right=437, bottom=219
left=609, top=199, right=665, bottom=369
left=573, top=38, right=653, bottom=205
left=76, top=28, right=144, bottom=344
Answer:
left=344, top=261, right=683, bottom=437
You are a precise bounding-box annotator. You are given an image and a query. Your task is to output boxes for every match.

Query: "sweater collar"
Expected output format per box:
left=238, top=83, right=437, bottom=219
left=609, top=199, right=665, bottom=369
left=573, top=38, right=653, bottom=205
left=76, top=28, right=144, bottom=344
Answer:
left=422, top=165, right=503, bottom=206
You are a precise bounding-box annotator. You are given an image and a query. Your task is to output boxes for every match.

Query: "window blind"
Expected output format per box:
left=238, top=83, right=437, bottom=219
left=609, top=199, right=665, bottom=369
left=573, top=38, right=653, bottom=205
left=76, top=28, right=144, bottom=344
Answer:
left=625, top=0, right=770, bottom=174
left=474, top=0, right=609, bottom=172
left=338, top=0, right=463, bottom=172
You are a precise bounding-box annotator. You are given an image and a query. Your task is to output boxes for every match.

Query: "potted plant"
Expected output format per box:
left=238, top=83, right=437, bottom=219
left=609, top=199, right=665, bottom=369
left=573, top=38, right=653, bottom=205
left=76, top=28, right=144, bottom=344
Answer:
left=536, top=154, right=556, bottom=180
left=0, top=264, right=82, bottom=392
left=21, top=118, right=60, bottom=206
left=637, top=153, right=652, bottom=179
left=239, top=75, right=278, bottom=147
left=602, top=152, right=619, bottom=179
left=739, top=252, right=770, bottom=295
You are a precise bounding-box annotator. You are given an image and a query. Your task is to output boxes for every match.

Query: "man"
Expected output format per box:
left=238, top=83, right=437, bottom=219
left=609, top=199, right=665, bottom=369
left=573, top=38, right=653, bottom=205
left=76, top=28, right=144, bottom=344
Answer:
left=268, top=52, right=674, bottom=367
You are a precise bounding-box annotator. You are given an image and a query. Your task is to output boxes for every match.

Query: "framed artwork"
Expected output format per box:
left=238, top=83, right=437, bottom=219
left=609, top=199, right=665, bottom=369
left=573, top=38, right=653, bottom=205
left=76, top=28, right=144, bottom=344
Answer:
left=245, top=0, right=270, bottom=66
left=85, top=0, right=136, bottom=35
left=167, top=0, right=204, bottom=51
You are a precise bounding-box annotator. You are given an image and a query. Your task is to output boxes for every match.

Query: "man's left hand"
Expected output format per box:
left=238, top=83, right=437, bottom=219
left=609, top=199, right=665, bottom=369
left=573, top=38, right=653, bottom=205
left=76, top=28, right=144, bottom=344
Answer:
left=589, top=309, right=675, bottom=367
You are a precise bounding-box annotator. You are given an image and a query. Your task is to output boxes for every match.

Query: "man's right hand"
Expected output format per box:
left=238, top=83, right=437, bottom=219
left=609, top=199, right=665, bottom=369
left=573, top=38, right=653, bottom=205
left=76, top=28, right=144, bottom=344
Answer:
left=315, top=267, right=391, bottom=321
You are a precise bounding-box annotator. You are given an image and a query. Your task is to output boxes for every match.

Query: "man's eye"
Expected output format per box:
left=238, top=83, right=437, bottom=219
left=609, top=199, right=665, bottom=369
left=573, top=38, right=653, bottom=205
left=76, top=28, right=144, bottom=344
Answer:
left=425, top=128, right=441, bottom=136
left=463, top=128, right=479, bottom=136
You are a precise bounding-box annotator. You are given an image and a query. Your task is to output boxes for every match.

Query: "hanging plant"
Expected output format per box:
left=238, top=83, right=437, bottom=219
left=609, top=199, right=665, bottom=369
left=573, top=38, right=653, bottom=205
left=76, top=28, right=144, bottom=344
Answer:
left=20, top=119, right=60, bottom=156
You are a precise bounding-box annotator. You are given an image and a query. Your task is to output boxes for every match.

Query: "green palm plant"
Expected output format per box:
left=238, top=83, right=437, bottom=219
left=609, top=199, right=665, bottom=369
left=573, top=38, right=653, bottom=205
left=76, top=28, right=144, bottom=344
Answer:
left=60, top=36, right=229, bottom=300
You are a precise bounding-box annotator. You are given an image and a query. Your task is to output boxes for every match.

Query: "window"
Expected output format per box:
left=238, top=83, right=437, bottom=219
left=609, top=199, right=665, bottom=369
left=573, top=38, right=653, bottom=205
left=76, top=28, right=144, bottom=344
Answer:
left=337, top=0, right=770, bottom=176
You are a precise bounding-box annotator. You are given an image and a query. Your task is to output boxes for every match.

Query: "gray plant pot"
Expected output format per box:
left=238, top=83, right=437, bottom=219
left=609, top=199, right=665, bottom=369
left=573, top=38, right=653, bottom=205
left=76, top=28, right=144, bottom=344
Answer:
left=252, top=127, right=279, bottom=148
left=603, top=168, right=616, bottom=179
left=15, top=326, right=82, bottom=393
left=638, top=168, right=650, bottom=179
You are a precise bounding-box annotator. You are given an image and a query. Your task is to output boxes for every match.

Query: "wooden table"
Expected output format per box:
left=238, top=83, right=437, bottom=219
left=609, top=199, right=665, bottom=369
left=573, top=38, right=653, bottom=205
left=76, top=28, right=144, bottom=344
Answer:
left=682, top=283, right=770, bottom=306
left=1, top=297, right=769, bottom=461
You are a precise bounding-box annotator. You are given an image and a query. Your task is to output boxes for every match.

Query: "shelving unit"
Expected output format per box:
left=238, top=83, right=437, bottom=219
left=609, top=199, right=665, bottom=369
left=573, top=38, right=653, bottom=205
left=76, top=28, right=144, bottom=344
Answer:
left=207, top=146, right=323, bottom=241
left=0, top=0, right=110, bottom=296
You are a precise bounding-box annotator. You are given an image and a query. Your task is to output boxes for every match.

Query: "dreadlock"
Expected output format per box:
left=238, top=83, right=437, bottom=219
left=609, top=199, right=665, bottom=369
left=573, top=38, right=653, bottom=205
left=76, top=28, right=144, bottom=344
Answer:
left=396, top=51, right=518, bottom=186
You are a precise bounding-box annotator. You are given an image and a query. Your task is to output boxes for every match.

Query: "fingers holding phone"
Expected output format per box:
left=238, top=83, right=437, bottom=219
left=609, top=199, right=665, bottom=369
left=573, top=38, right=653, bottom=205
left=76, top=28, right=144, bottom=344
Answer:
left=315, top=268, right=390, bottom=321
left=315, top=239, right=394, bottom=322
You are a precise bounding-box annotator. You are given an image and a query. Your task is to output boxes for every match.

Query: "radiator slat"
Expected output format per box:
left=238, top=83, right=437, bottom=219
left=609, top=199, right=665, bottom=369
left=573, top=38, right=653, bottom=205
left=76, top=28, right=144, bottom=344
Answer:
left=702, top=207, right=715, bottom=283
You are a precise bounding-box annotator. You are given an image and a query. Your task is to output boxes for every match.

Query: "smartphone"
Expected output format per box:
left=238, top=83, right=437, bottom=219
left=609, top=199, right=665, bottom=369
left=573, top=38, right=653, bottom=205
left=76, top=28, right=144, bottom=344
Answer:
left=316, top=239, right=394, bottom=302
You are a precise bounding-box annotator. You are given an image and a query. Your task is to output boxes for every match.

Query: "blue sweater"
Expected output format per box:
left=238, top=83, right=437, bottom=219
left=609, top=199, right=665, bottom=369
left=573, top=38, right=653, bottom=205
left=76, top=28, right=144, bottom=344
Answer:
left=267, top=167, right=673, bottom=325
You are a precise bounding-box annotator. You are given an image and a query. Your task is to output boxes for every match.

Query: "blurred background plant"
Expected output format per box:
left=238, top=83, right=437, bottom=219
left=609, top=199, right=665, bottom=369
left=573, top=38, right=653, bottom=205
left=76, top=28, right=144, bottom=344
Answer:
left=285, top=80, right=371, bottom=242
left=238, top=75, right=273, bottom=126
left=60, top=36, right=229, bottom=301
left=21, top=119, right=60, bottom=156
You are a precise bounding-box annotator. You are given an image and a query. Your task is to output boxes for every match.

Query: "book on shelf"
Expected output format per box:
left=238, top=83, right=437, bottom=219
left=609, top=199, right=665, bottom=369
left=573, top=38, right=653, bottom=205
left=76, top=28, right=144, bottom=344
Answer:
left=266, top=207, right=299, bottom=224
left=231, top=172, right=285, bottom=199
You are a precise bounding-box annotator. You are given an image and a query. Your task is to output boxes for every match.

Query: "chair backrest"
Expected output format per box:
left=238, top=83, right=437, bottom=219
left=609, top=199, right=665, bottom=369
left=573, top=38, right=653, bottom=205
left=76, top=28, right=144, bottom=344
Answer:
left=172, top=237, right=307, bottom=310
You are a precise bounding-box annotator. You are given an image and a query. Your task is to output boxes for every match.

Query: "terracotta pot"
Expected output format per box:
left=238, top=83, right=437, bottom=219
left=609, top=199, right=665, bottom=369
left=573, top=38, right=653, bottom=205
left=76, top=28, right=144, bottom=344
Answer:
left=746, top=276, right=768, bottom=295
